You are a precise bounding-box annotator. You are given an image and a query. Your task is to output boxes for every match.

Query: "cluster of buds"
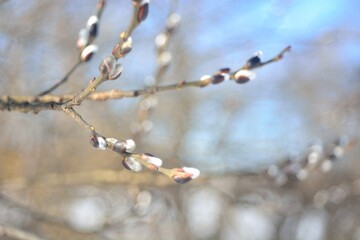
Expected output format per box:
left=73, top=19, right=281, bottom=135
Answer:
left=90, top=135, right=136, bottom=152
left=77, top=1, right=106, bottom=62
left=89, top=135, right=200, bottom=184
left=98, top=55, right=123, bottom=80
left=154, top=13, right=181, bottom=70
left=313, top=182, right=353, bottom=208
left=198, top=47, right=291, bottom=86
left=265, top=136, right=355, bottom=186
left=199, top=67, right=256, bottom=86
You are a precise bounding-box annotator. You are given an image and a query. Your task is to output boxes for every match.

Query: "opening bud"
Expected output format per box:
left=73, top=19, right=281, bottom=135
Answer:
left=124, top=139, right=136, bottom=152
left=172, top=167, right=200, bottom=184
left=122, top=157, right=142, bottom=172
left=86, top=15, right=99, bottom=38
left=107, top=64, right=123, bottom=80
left=141, top=153, right=163, bottom=168
left=80, top=44, right=98, bottom=62
left=99, top=55, right=116, bottom=74
left=90, top=136, right=107, bottom=150
left=233, top=69, right=256, bottom=84
left=120, top=37, right=133, bottom=56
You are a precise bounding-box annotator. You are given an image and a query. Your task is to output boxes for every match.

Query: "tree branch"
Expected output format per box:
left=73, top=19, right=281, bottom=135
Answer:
left=0, top=224, right=46, bottom=240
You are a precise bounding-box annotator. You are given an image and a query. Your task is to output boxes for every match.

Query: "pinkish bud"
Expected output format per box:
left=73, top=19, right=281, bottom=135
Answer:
left=141, top=153, right=163, bottom=168
left=97, top=0, right=105, bottom=10
left=137, top=0, right=149, bottom=23
left=172, top=167, right=200, bottom=184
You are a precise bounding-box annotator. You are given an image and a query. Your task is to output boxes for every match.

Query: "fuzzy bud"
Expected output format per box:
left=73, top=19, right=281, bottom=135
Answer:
left=246, top=52, right=262, bottom=68
left=122, top=157, right=142, bottom=172
left=80, top=44, right=98, bottom=62
left=166, top=13, right=181, bottom=33
left=77, top=29, right=89, bottom=49
left=112, top=37, right=133, bottom=59
left=199, top=75, right=213, bottom=87
left=155, top=33, right=168, bottom=49
left=99, top=55, right=116, bottom=74
left=121, top=37, right=133, bottom=56
left=106, top=138, right=127, bottom=153
left=107, top=64, right=123, bottom=80
left=172, top=167, right=200, bottom=184
left=86, top=15, right=99, bottom=38
left=141, top=153, right=163, bottom=169
left=233, top=69, right=256, bottom=84
left=212, top=73, right=229, bottom=84
left=90, top=136, right=107, bottom=150
left=124, top=139, right=136, bottom=152
left=158, top=51, right=172, bottom=68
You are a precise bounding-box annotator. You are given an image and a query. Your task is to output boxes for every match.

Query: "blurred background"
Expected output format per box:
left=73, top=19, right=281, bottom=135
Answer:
left=0, top=0, right=360, bottom=239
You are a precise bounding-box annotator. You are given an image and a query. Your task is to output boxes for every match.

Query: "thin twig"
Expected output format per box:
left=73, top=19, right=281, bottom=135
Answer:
left=37, top=60, right=81, bottom=96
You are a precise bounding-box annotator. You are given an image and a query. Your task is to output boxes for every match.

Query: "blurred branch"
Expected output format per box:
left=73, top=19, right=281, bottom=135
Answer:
left=0, top=193, right=107, bottom=239
left=0, top=224, right=45, bottom=240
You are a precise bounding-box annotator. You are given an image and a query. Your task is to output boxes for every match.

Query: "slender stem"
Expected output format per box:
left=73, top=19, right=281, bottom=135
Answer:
left=37, top=60, right=82, bottom=96
left=62, top=107, right=95, bottom=134
left=63, top=74, right=107, bottom=108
